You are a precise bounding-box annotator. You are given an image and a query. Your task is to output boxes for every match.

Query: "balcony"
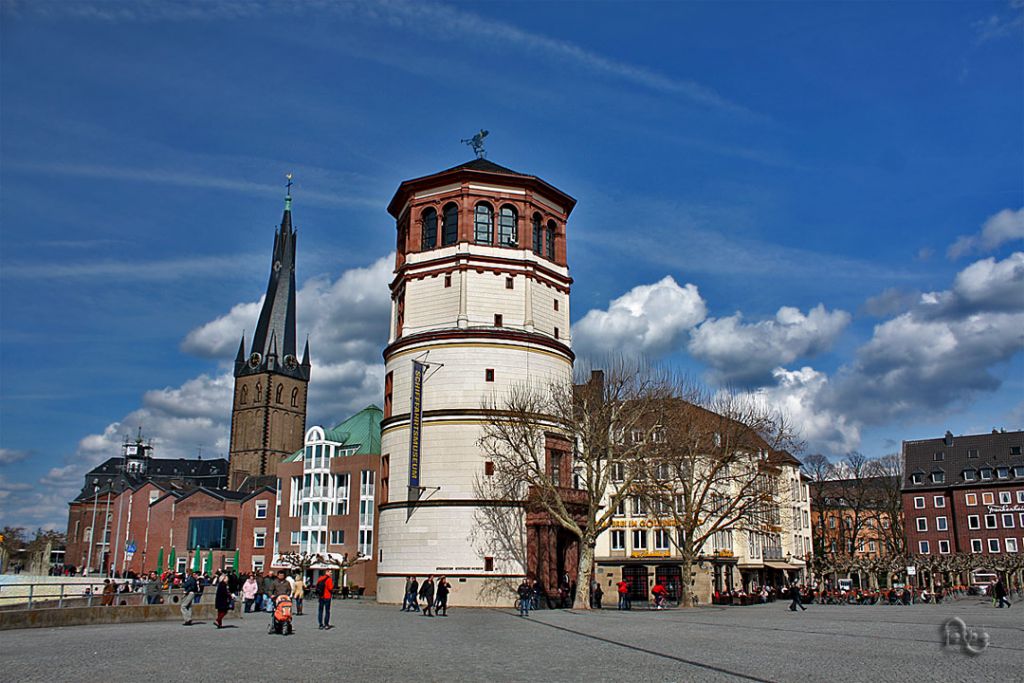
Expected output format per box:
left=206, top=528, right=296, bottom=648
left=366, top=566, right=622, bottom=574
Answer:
left=763, top=546, right=784, bottom=560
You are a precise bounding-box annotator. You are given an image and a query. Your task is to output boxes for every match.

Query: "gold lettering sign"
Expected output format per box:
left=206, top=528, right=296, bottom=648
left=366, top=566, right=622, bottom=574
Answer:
left=610, top=518, right=678, bottom=528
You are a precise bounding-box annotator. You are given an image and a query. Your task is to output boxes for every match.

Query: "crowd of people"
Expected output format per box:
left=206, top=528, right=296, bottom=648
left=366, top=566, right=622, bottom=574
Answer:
left=399, top=575, right=452, bottom=616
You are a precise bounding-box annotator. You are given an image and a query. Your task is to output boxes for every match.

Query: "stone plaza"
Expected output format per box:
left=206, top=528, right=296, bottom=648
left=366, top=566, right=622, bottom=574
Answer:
left=4, top=598, right=1020, bottom=682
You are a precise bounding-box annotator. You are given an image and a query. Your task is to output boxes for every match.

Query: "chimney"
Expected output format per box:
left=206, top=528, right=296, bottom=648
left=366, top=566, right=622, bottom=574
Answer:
left=944, top=430, right=953, bottom=447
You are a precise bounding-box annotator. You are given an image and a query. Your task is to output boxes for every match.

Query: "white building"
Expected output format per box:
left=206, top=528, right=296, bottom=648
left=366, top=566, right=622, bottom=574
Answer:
left=376, top=158, right=578, bottom=606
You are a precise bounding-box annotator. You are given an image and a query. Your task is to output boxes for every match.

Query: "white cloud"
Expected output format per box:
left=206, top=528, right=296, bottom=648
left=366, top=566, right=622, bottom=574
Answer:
left=181, top=300, right=263, bottom=359
left=947, top=207, right=1024, bottom=259
left=572, top=276, right=707, bottom=358
left=0, top=448, right=30, bottom=465
left=749, top=367, right=861, bottom=454
left=688, top=304, right=850, bottom=386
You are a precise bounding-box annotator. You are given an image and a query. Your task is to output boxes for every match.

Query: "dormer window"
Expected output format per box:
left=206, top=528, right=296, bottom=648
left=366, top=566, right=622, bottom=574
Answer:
left=980, top=468, right=992, bottom=480
left=931, top=471, right=945, bottom=484
left=963, top=469, right=977, bottom=481
left=997, top=467, right=1009, bottom=479
left=1011, top=446, right=1022, bottom=456
left=1014, top=466, right=1024, bottom=478
left=911, top=473, right=923, bottom=485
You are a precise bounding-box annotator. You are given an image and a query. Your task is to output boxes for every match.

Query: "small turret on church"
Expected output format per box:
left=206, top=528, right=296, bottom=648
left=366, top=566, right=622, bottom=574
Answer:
left=228, top=180, right=310, bottom=489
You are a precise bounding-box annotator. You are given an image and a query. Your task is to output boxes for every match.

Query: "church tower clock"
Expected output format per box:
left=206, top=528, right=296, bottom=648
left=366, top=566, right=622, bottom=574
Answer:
left=228, top=180, right=310, bottom=489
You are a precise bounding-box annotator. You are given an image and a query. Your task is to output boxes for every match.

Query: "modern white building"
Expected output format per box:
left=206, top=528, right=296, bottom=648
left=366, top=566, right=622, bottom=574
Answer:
left=376, top=158, right=577, bottom=606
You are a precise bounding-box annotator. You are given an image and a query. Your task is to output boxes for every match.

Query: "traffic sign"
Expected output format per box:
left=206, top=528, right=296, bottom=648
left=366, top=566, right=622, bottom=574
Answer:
left=906, top=566, right=916, bottom=576
left=126, top=543, right=137, bottom=553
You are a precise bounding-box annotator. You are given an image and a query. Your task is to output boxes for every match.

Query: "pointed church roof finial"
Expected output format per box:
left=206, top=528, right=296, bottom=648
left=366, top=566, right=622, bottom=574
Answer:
left=301, top=335, right=311, bottom=367
left=285, top=173, right=293, bottom=212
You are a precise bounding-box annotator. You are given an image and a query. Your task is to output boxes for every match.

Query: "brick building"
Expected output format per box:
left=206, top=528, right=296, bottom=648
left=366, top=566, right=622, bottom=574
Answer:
left=273, top=405, right=382, bottom=593
left=903, top=430, right=1024, bottom=566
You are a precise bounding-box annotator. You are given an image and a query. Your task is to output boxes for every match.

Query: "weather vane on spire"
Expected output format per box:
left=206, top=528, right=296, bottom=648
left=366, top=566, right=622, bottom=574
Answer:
left=461, top=129, right=489, bottom=159
left=285, top=172, right=294, bottom=197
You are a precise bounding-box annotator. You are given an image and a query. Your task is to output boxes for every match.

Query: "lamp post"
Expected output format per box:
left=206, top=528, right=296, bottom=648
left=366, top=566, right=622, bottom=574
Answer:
left=102, top=488, right=112, bottom=575
left=86, top=481, right=99, bottom=573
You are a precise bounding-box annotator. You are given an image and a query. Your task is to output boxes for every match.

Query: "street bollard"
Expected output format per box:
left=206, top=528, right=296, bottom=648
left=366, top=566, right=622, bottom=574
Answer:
left=27, top=584, right=34, bottom=610
left=58, top=584, right=65, bottom=609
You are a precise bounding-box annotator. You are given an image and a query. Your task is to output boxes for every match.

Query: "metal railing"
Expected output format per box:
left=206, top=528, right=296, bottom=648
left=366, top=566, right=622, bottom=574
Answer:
left=0, top=580, right=195, bottom=611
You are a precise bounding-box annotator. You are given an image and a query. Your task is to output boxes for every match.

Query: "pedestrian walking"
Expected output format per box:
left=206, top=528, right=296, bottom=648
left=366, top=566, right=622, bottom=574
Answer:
left=242, top=573, right=258, bottom=613
left=181, top=569, right=198, bottom=625
left=293, top=574, right=305, bottom=616
left=789, top=582, right=806, bottom=612
left=436, top=576, right=450, bottom=616
left=402, top=576, right=415, bottom=611
left=993, top=579, right=1012, bottom=608
left=101, top=579, right=116, bottom=606
left=316, top=572, right=334, bottom=630
left=617, top=580, right=631, bottom=610
left=517, top=579, right=532, bottom=617
left=214, top=574, right=232, bottom=628
left=419, top=575, right=435, bottom=617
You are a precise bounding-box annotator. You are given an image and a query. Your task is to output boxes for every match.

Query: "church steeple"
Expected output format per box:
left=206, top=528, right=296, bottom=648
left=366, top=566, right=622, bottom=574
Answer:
left=237, top=177, right=307, bottom=381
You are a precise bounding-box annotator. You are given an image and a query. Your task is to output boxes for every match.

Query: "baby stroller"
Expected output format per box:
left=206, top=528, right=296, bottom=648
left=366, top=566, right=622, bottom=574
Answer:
left=268, top=594, right=293, bottom=635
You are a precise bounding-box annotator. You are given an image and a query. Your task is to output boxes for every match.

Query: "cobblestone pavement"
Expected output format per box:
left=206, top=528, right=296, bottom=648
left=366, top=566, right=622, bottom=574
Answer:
left=5, top=598, right=1021, bottom=682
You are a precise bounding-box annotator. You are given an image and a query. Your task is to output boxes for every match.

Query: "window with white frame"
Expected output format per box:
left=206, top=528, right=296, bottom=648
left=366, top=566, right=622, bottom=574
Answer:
left=330, top=530, right=345, bottom=545
left=931, top=471, right=945, bottom=484
left=933, top=495, right=945, bottom=508
left=255, top=501, right=268, bottom=519
left=1002, top=513, right=1015, bottom=528
left=965, top=493, right=978, bottom=506
left=971, top=538, right=983, bottom=553
left=999, top=491, right=1012, bottom=504
left=1018, top=490, right=1024, bottom=504
left=968, top=515, right=980, bottom=529
left=358, top=470, right=375, bottom=557
left=916, top=517, right=928, bottom=532
left=253, top=530, right=266, bottom=548
left=938, top=540, right=950, bottom=554
left=290, top=531, right=300, bottom=546
left=985, top=514, right=997, bottom=529
left=610, top=530, right=625, bottom=550
left=611, top=462, right=624, bottom=482
left=919, top=540, right=930, bottom=554
left=963, top=469, right=976, bottom=481
left=988, top=538, right=1000, bottom=553
left=936, top=516, right=948, bottom=531
left=335, top=473, right=350, bottom=515
left=914, top=497, right=925, bottom=509
left=632, top=529, right=648, bottom=549
left=1006, top=538, right=1019, bottom=553
left=982, top=492, right=994, bottom=505
left=654, top=529, right=671, bottom=551
left=869, top=540, right=877, bottom=552
left=149, top=490, right=160, bottom=504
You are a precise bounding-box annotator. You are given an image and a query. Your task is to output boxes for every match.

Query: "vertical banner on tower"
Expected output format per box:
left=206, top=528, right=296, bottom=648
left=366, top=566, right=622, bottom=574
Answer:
left=408, top=360, right=425, bottom=491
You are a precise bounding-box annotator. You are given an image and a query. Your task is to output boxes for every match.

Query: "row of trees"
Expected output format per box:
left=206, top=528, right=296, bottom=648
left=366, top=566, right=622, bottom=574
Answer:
left=811, top=550, right=1024, bottom=591
left=0, top=526, right=65, bottom=574
left=479, top=362, right=801, bottom=609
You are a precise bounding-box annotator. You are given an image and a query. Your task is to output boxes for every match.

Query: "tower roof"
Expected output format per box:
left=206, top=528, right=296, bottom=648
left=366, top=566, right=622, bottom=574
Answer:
left=237, top=188, right=307, bottom=380
left=387, top=158, right=576, bottom=219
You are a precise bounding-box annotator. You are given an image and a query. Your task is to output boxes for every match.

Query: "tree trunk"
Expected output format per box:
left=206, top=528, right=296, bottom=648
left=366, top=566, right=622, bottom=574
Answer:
left=572, top=541, right=595, bottom=610
left=679, top=550, right=695, bottom=608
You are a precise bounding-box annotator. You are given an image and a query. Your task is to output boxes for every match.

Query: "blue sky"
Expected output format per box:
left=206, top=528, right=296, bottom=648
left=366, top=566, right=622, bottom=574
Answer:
left=1, top=0, right=1022, bottom=530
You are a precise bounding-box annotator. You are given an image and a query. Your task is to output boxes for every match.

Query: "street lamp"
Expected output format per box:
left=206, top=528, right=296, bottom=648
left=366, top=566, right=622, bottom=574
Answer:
left=86, top=481, right=99, bottom=574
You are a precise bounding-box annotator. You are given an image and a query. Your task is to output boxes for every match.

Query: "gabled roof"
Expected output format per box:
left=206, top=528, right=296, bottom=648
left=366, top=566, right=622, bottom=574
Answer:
left=285, top=405, right=382, bottom=462
left=902, top=429, right=1024, bottom=490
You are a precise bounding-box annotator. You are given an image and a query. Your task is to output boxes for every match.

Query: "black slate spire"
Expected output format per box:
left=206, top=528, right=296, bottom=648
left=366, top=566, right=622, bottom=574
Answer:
left=236, top=180, right=306, bottom=380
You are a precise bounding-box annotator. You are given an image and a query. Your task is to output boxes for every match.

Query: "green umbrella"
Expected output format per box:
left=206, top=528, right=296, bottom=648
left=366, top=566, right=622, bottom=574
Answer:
left=168, top=547, right=176, bottom=573
left=233, top=549, right=240, bottom=572
left=192, top=549, right=201, bottom=572
left=155, top=547, right=164, bottom=573
left=205, top=549, right=213, bottom=575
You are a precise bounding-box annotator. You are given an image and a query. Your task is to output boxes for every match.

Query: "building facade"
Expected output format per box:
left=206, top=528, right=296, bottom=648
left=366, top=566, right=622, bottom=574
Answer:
left=811, top=476, right=901, bottom=562
left=376, top=158, right=576, bottom=606
left=592, top=444, right=811, bottom=604
left=229, top=189, right=310, bottom=489
left=903, top=430, right=1024, bottom=564
left=273, top=405, right=383, bottom=593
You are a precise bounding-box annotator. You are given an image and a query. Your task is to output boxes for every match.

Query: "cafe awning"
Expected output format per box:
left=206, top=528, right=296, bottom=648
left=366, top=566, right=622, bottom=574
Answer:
left=764, top=561, right=794, bottom=570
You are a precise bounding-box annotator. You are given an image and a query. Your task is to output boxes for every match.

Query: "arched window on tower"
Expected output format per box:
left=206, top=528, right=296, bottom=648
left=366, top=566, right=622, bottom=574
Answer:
left=532, top=213, right=543, bottom=254
left=255, top=383, right=262, bottom=403
left=276, top=384, right=283, bottom=404
left=442, top=203, right=458, bottom=246
left=290, top=387, right=299, bottom=408
left=498, top=205, right=518, bottom=247
left=474, top=203, right=493, bottom=244
left=240, top=385, right=248, bottom=405
left=421, top=207, right=437, bottom=250
left=546, top=220, right=557, bottom=260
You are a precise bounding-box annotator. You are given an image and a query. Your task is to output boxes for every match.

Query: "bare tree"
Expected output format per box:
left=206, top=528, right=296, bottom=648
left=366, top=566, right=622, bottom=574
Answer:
left=865, top=453, right=906, bottom=559
left=479, top=360, right=672, bottom=609
left=635, top=382, right=801, bottom=607
left=277, top=550, right=369, bottom=586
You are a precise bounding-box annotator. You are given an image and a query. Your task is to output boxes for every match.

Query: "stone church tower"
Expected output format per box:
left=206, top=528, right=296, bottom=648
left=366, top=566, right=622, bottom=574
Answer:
left=228, top=187, right=310, bottom=489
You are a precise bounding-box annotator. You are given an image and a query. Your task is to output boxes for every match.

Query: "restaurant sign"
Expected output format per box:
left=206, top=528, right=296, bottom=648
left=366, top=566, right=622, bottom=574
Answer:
left=611, top=518, right=679, bottom=528
left=630, top=550, right=671, bottom=559
left=987, top=504, right=1024, bottom=514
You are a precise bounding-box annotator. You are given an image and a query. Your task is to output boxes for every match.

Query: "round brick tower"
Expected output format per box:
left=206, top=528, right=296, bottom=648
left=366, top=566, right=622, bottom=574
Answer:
left=376, top=158, right=576, bottom=606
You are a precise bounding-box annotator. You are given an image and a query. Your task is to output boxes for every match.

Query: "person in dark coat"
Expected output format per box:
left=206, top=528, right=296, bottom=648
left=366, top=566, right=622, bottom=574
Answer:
left=419, top=575, right=435, bottom=616
left=789, top=582, right=806, bottom=612
left=993, top=579, right=1011, bottom=608
left=214, top=574, right=232, bottom=628
left=435, top=576, right=450, bottom=616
